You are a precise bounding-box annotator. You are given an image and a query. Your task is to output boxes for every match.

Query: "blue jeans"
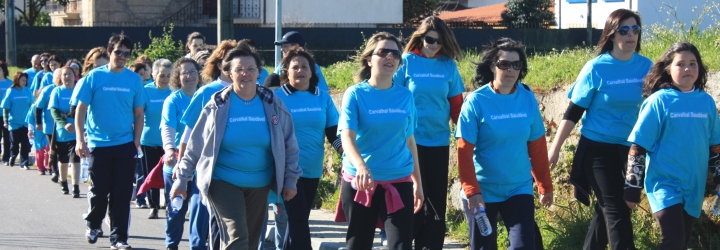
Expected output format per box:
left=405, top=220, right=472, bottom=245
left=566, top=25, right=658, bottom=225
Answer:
left=163, top=171, right=209, bottom=249
left=259, top=201, right=287, bottom=250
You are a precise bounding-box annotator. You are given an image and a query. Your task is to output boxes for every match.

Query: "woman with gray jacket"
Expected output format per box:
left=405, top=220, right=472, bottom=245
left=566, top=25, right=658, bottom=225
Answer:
left=170, top=47, right=302, bottom=250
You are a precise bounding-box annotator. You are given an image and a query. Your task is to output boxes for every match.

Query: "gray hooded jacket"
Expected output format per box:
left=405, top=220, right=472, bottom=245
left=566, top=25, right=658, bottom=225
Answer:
left=172, top=84, right=301, bottom=204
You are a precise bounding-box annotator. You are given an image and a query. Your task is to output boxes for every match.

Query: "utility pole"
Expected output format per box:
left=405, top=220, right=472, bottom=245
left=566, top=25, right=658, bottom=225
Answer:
left=218, top=0, right=233, bottom=42
left=586, top=0, right=592, bottom=46
left=274, top=0, right=282, bottom=68
left=5, top=0, right=16, bottom=66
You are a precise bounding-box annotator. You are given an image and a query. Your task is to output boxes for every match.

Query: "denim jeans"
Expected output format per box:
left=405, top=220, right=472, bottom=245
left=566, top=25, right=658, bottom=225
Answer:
left=259, top=199, right=287, bottom=250
left=163, top=171, right=209, bottom=249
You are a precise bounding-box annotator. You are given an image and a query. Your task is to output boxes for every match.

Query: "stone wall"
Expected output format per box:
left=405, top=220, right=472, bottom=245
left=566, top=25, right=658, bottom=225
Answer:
left=90, top=0, right=194, bottom=26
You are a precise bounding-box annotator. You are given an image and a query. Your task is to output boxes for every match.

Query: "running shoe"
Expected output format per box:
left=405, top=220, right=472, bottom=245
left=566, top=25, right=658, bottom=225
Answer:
left=110, top=241, right=132, bottom=249
left=85, top=228, right=100, bottom=244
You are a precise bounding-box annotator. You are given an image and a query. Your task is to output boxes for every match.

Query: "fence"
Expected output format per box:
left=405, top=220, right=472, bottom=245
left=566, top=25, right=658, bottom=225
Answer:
left=0, top=25, right=602, bottom=67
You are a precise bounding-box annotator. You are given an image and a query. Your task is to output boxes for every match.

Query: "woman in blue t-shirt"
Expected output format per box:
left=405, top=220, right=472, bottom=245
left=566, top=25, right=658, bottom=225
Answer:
left=138, top=58, right=173, bottom=219
left=1, top=72, right=33, bottom=168
left=170, top=47, right=302, bottom=250
left=31, top=55, right=61, bottom=96
left=0, top=61, right=12, bottom=165
left=338, top=32, right=424, bottom=249
left=160, top=58, right=208, bottom=250
left=393, top=16, right=464, bottom=249
left=625, top=42, right=720, bottom=249
left=547, top=9, right=652, bottom=249
left=49, top=66, right=81, bottom=197
left=456, top=37, right=553, bottom=249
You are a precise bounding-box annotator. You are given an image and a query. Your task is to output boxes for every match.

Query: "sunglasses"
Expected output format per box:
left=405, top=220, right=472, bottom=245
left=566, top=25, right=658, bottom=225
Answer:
left=494, top=60, right=523, bottom=71
left=373, top=48, right=401, bottom=60
left=112, top=50, right=131, bottom=58
left=423, top=36, right=440, bottom=45
left=616, top=25, right=641, bottom=36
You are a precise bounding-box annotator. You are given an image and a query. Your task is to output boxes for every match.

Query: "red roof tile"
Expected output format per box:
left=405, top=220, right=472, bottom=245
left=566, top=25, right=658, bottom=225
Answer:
left=438, top=3, right=506, bottom=23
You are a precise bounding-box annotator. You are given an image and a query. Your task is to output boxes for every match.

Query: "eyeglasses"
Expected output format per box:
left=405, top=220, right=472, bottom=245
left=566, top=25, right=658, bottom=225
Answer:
left=232, top=67, right=258, bottom=74
left=423, top=36, right=440, bottom=45
left=112, top=50, right=131, bottom=58
left=494, top=60, right=523, bottom=71
left=180, top=70, right=198, bottom=76
left=373, top=48, right=401, bottom=60
left=616, top=25, right=641, bottom=36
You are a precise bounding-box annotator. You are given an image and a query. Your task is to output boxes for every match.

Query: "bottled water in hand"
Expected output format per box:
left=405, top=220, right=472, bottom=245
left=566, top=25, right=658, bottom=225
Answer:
left=80, top=157, right=89, bottom=182
left=170, top=195, right=184, bottom=214
left=711, top=191, right=720, bottom=215
left=474, top=206, right=493, bottom=236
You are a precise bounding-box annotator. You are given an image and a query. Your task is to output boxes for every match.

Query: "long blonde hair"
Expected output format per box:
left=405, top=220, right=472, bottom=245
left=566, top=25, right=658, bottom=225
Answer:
left=354, top=32, right=403, bottom=83
left=404, top=16, right=463, bottom=61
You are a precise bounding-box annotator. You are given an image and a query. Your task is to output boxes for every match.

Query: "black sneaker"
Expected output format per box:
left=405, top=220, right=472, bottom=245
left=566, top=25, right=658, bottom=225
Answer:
left=110, top=241, right=132, bottom=249
left=148, top=208, right=159, bottom=219
left=85, top=228, right=100, bottom=244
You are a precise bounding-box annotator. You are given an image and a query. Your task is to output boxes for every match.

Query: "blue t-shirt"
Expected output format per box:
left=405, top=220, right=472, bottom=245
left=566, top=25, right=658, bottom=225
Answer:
left=628, top=88, right=720, bottom=218
left=258, top=68, right=269, bottom=86
left=455, top=84, right=545, bottom=203
left=73, top=66, right=146, bottom=147
left=29, top=71, right=47, bottom=94
left=1, top=87, right=34, bottom=130
left=568, top=52, right=652, bottom=145
left=141, top=84, right=172, bottom=146
left=338, top=81, right=417, bottom=181
left=70, top=76, right=88, bottom=106
left=24, top=68, right=38, bottom=85
left=275, top=87, right=339, bottom=178
left=25, top=103, right=49, bottom=150
left=161, top=90, right=193, bottom=174
left=394, top=53, right=465, bottom=146
left=31, top=72, right=54, bottom=95
left=274, top=63, right=329, bottom=91
left=0, top=79, right=13, bottom=101
left=35, top=85, right=56, bottom=135
left=180, top=78, right=231, bottom=129
left=212, top=93, right=274, bottom=188
left=48, top=85, right=76, bottom=142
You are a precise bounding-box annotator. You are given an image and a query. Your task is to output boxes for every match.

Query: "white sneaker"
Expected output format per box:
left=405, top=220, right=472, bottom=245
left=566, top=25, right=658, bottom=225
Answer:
left=85, top=228, right=99, bottom=244
left=110, top=241, right=132, bottom=249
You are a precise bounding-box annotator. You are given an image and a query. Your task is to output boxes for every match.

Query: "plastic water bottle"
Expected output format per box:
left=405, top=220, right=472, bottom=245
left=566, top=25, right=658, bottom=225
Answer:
left=80, top=157, right=89, bottom=182
left=474, top=207, right=493, bottom=236
left=711, top=191, right=720, bottom=215
left=170, top=195, right=183, bottom=214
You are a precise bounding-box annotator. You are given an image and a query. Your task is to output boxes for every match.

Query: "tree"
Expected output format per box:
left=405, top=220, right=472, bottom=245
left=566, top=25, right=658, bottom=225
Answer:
left=501, top=0, right=556, bottom=28
left=1, top=0, right=66, bottom=26
left=404, top=0, right=438, bottom=26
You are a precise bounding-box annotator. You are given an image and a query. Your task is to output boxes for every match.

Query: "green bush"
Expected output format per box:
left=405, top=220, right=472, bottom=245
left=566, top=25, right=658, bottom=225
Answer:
left=131, top=24, right=185, bottom=63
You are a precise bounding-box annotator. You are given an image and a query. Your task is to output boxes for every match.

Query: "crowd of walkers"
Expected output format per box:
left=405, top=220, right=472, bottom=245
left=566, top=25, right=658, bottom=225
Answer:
left=2, top=8, right=719, bottom=250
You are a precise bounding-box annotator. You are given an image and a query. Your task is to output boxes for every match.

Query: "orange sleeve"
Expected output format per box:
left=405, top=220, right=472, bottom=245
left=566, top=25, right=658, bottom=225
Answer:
left=528, top=136, right=553, bottom=194
left=448, top=94, right=463, bottom=124
left=458, top=138, right=482, bottom=197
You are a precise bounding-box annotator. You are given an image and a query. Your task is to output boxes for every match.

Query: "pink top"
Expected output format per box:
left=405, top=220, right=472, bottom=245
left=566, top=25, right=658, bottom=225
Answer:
left=342, top=171, right=412, bottom=213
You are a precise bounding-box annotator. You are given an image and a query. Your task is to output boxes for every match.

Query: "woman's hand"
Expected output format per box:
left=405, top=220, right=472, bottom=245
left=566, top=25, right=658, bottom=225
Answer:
left=626, top=201, right=638, bottom=210
left=548, top=151, right=559, bottom=171
left=282, top=187, right=297, bottom=201
left=413, top=182, right=424, bottom=214
left=467, top=193, right=486, bottom=215
left=64, top=123, right=75, bottom=133
left=27, top=130, right=33, bottom=139
left=4, top=123, right=8, bottom=129
left=169, top=187, right=187, bottom=201
left=164, top=148, right=177, bottom=166
left=540, top=192, right=553, bottom=208
left=75, top=140, right=90, bottom=158
left=353, top=165, right=374, bottom=191
left=35, top=124, right=41, bottom=131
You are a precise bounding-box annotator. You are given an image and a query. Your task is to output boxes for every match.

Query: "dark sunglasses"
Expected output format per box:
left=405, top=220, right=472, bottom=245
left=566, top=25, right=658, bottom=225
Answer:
left=423, top=36, right=440, bottom=45
left=113, top=50, right=131, bottom=57
left=616, top=25, right=641, bottom=36
left=373, top=48, right=402, bottom=60
left=494, top=60, right=523, bottom=71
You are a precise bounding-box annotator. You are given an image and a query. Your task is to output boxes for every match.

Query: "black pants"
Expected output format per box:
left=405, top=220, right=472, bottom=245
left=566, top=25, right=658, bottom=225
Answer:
left=283, top=177, right=320, bottom=249
left=0, top=117, right=10, bottom=162
left=342, top=180, right=414, bottom=250
left=413, top=145, right=449, bottom=250
left=46, top=133, right=58, bottom=173
left=84, top=142, right=136, bottom=244
left=136, top=145, right=163, bottom=209
left=582, top=142, right=636, bottom=250
left=654, top=204, right=695, bottom=250
left=463, top=194, right=536, bottom=250
left=9, top=127, right=31, bottom=167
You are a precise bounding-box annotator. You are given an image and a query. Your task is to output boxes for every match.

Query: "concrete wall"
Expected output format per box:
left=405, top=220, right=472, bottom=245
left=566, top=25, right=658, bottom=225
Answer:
left=88, top=0, right=193, bottom=25
left=264, top=0, right=402, bottom=25
left=554, top=0, right=715, bottom=30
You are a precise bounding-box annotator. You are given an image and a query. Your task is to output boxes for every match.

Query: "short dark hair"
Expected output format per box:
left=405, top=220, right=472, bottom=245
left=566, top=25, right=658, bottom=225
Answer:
left=129, top=63, right=147, bottom=74
left=186, top=32, right=206, bottom=52
left=107, top=32, right=133, bottom=55
left=221, top=48, right=262, bottom=74
left=0, top=60, right=8, bottom=79
left=473, top=37, right=528, bottom=88
left=11, top=72, right=28, bottom=88
left=280, top=48, right=319, bottom=87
